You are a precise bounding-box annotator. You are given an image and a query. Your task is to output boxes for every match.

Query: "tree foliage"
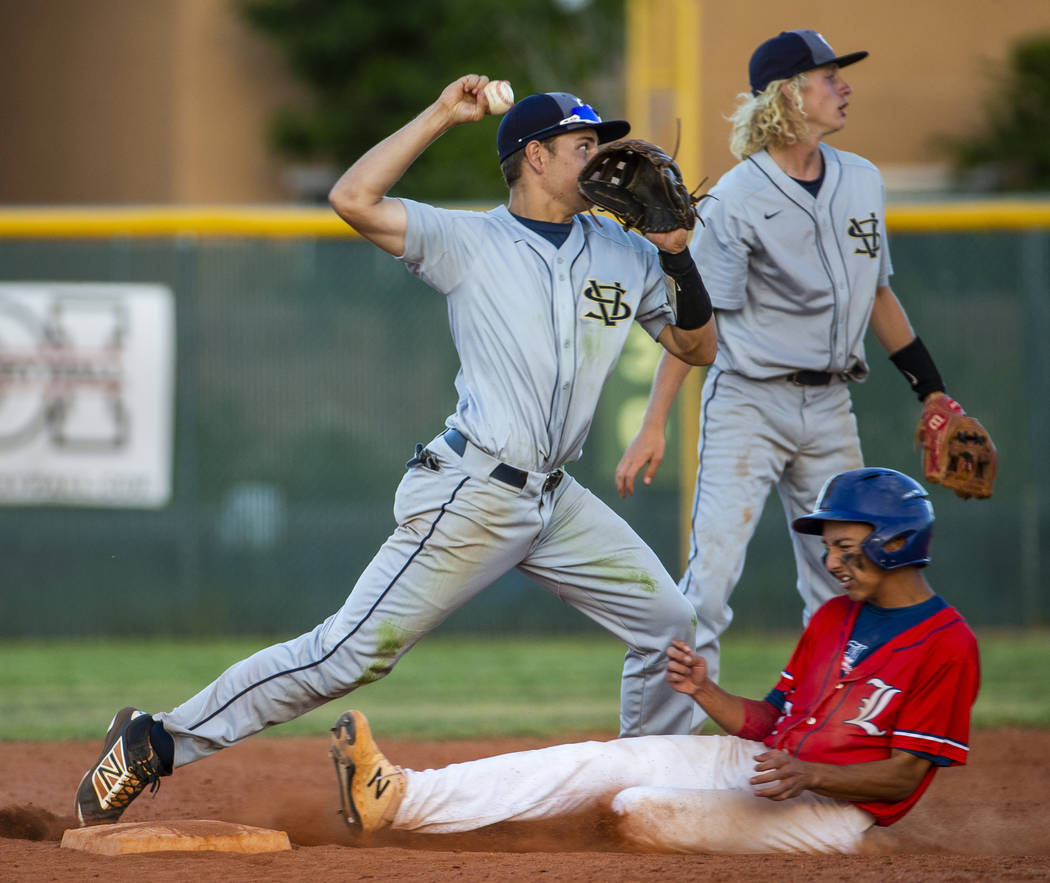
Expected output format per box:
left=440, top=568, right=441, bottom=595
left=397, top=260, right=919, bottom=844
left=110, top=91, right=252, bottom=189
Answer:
left=240, top=0, right=625, bottom=201
left=946, top=34, right=1050, bottom=192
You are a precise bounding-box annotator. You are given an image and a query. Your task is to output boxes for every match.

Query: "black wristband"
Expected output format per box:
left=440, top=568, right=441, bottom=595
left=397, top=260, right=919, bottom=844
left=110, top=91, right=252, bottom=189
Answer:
left=659, top=249, right=713, bottom=330
left=889, top=336, right=946, bottom=401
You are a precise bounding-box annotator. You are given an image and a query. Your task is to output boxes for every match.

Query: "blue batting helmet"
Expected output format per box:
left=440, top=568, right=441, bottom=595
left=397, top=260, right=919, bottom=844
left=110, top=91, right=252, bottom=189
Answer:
left=792, top=467, right=934, bottom=569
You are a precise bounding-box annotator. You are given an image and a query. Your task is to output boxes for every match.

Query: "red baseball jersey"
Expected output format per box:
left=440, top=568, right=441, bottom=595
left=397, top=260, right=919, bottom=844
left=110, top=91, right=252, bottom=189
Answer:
left=765, top=594, right=980, bottom=825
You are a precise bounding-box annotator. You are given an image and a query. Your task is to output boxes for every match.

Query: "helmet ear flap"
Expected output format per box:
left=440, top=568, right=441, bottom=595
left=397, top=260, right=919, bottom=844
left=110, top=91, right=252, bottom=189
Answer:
left=862, top=529, right=914, bottom=570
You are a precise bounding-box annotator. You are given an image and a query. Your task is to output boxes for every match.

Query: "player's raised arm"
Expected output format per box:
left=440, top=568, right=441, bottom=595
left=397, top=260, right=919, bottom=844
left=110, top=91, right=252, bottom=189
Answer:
left=328, top=75, right=492, bottom=256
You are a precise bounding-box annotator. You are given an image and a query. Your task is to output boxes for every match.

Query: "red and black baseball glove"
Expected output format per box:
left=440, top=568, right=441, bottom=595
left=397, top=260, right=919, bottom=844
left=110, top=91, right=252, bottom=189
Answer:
left=915, top=395, right=997, bottom=500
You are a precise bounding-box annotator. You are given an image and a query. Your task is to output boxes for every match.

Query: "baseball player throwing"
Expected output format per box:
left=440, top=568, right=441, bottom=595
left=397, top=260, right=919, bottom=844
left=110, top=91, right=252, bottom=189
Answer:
left=330, top=467, right=980, bottom=854
left=73, top=75, right=716, bottom=826
left=615, top=30, right=975, bottom=727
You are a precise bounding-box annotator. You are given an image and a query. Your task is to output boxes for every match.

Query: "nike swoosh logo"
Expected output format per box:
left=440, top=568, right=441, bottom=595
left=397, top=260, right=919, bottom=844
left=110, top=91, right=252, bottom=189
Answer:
left=764, top=210, right=782, bottom=219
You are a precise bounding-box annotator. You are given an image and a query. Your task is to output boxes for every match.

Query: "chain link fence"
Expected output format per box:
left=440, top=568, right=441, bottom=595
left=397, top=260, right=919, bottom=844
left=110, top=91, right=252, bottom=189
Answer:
left=0, top=208, right=1046, bottom=637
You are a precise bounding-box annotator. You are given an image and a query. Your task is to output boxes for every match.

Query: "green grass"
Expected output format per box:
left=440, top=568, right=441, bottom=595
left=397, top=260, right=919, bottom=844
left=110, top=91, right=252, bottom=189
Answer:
left=0, top=630, right=1046, bottom=742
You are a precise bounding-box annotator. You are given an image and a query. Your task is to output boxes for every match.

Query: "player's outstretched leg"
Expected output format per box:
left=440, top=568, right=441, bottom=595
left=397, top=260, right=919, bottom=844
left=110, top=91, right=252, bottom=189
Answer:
left=330, top=709, right=405, bottom=833
left=74, top=707, right=167, bottom=826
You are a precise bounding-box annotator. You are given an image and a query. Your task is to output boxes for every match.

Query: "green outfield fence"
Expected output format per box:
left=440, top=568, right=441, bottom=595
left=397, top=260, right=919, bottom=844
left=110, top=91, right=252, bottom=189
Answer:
left=0, top=201, right=1047, bottom=637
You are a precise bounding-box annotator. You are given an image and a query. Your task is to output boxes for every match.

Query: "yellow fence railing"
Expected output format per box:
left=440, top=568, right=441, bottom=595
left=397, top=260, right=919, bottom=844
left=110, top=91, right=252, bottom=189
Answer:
left=0, top=206, right=356, bottom=238
left=886, top=200, right=1050, bottom=231
left=0, top=200, right=1049, bottom=238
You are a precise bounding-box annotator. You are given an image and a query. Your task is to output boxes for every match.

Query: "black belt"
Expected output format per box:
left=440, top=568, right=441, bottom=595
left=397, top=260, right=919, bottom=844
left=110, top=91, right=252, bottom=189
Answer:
left=443, top=428, right=531, bottom=490
left=785, top=370, right=834, bottom=386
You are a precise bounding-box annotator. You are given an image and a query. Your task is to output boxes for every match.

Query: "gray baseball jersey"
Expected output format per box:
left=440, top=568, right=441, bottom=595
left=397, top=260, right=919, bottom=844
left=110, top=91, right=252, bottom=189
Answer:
left=156, top=202, right=699, bottom=763
left=694, top=143, right=892, bottom=380
left=402, top=200, right=676, bottom=471
left=678, top=143, right=889, bottom=726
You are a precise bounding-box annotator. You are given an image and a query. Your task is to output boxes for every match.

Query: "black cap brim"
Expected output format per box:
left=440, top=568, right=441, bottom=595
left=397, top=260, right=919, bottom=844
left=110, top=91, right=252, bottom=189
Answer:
left=523, top=118, right=630, bottom=148
left=594, top=120, right=631, bottom=143
left=830, top=50, right=869, bottom=70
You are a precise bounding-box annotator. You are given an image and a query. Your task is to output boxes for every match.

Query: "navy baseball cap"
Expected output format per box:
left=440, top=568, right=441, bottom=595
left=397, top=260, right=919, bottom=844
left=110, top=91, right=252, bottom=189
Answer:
left=749, top=29, right=868, bottom=95
left=496, top=92, right=629, bottom=162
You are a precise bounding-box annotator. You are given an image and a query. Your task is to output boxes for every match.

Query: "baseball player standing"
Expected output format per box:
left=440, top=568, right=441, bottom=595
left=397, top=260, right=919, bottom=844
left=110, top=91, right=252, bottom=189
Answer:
left=330, top=467, right=980, bottom=854
left=615, top=30, right=972, bottom=727
left=73, top=75, right=716, bottom=826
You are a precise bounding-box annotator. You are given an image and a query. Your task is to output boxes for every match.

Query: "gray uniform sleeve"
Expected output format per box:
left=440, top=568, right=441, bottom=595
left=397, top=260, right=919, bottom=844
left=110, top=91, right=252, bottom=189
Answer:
left=690, top=196, right=751, bottom=311
left=634, top=244, right=677, bottom=340
left=399, top=198, right=478, bottom=295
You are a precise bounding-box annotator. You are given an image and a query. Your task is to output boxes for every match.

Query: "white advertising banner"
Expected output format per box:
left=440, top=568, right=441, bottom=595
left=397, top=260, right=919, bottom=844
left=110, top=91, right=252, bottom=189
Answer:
left=0, top=283, right=175, bottom=508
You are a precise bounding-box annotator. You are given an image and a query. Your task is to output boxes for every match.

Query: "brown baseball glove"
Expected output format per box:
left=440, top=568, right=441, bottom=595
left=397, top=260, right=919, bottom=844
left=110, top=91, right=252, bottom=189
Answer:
left=915, top=395, right=997, bottom=499
left=577, top=139, right=706, bottom=234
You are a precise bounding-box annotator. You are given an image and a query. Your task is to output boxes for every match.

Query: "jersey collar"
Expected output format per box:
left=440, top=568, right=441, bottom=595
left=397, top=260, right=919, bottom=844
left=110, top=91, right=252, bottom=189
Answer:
left=750, top=144, right=842, bottom=205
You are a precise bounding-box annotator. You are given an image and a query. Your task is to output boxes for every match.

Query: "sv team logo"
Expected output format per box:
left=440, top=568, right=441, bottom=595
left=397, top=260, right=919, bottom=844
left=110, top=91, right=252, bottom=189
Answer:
left=847, top=213, right=881, bottom=258
left=844, top=677, right=902, bottom=736
left=582, top=280, right=632, bottom=326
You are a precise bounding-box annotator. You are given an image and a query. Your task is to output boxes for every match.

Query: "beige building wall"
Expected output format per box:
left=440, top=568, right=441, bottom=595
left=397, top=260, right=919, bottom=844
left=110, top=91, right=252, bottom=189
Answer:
left=633, top=0, right=1050, bottom=194
left=1, top=0, right=305, bottom=204
left=2, top=0, right=1048, bottom=205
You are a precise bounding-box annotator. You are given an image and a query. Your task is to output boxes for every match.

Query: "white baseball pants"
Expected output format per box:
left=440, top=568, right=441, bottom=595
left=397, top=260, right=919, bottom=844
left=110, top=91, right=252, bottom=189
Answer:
left=394, top=733, right=874, bottom=854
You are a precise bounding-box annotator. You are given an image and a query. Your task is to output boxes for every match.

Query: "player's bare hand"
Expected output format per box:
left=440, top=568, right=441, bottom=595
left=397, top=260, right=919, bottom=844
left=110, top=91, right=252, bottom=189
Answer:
left=665, top=639, right=709, bottom=696
left=615, top=425, right=666, bottom=498
left=644, top=228, right=691, bottom=254
left=436, top=75, right=492, bottom=128
left=750, top=750, right=813, bottom=800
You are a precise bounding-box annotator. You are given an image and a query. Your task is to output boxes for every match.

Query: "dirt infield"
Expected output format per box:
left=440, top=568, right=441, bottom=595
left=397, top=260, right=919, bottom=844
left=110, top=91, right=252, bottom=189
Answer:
left=2, top=727, right=1048, bottom=881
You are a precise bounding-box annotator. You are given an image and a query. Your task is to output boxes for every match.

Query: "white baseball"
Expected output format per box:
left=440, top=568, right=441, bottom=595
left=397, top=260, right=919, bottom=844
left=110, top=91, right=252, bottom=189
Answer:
left=484, top=80, right=514, bottom=115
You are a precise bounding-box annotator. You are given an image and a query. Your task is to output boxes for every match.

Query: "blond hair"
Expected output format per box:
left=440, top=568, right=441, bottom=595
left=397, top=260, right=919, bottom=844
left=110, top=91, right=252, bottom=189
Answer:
left=727, top=72, right=809, bottom=160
